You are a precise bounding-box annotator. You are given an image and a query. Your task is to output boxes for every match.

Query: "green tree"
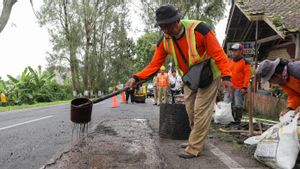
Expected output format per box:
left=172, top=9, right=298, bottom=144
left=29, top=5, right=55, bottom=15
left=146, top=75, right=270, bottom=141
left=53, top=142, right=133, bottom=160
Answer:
left=38, top=0, right=82, bottom=95
left=0, top=77, right=6, bottom=93
left=6, top=67, right=36, bottom=104
left=140, top=0, right=226, bottom=29
left=107, top=14, right=136, bottom=85
left=5, top=66, right=71, bottom=104
left=28, top=66, right=56, bottom=102
left=38, top=0, right=136, bottom=95
left=135, top=32, right=160, bottom=71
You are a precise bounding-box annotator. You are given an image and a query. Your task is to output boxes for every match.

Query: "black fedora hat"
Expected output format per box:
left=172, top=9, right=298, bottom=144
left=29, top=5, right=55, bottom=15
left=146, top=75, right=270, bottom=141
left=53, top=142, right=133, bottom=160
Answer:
left=155, top=4, right=182, bottom=27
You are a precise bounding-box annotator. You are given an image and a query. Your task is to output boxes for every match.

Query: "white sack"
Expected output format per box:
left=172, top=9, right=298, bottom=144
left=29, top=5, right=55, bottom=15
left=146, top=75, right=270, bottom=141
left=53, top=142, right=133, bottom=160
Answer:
left=214, top=102, right=234, bottom=124
left=244, top=111, right=300, bottom=169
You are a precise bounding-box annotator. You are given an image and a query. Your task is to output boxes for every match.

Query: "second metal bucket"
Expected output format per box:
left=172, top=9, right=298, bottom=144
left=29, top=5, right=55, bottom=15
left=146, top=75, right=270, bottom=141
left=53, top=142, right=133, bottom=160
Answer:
left=159, top=104, right=191, bottom=140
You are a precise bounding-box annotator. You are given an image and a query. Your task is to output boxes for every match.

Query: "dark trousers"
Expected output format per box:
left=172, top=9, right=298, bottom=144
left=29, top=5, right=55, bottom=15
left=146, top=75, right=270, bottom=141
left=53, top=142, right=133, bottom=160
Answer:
left=126, top=90, right=134, bottom=103
left=224, top=89, right=245, bottom=122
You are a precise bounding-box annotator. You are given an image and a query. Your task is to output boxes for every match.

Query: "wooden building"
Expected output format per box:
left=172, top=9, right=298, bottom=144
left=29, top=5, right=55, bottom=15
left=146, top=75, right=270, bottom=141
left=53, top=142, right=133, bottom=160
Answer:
left=223, top=0, right=300, bottom=61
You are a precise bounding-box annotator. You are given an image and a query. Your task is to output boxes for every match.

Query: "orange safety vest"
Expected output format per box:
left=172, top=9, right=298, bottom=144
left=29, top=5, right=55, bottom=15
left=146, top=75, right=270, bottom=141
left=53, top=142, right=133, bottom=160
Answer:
left=163, top=19, right=221, bottom=78
left=157, top=73, right=169, bottom=87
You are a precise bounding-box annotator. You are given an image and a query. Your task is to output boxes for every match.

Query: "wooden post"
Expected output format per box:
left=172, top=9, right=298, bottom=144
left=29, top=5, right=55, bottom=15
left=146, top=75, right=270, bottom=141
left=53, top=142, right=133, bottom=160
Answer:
left=248, top=20, right=259, bottom=136
left=248, top=87, right=254, bottom=136
left=295, top=33, right=300, bottom=60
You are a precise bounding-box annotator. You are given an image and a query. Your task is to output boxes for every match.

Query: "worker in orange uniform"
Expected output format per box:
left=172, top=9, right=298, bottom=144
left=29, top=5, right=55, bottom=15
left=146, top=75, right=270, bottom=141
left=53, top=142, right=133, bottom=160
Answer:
left=256, top=58, right=300, bottom=115
left=126, top=4, right=232, bottom=158
left=156, top=65, right=169, bottom=105
left=224, top=43, right=251, bottom=124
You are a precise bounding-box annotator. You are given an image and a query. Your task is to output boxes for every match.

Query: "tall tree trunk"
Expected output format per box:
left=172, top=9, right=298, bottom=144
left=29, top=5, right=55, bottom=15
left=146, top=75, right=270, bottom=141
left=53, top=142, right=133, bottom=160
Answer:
left=62, top=0, right=79, bottom=93
left=0, top=0, right=17, bottom=33
left=70, top=50, right=79, bottom=93
left=83, top=23, right=92, bottom=95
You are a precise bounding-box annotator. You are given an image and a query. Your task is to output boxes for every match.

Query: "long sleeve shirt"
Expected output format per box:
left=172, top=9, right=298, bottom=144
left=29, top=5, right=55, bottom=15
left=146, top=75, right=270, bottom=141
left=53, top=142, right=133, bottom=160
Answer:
left=281, top=61, right=300, bottom=109
left=228, top=57, right=251, bottom=89
left=133, top=22, right=231, bottom=81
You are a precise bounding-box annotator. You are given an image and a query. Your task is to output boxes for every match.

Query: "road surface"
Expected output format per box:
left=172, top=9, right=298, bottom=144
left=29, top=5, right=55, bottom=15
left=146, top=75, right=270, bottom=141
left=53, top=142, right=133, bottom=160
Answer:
left=0, top=97, right=268, bottom=169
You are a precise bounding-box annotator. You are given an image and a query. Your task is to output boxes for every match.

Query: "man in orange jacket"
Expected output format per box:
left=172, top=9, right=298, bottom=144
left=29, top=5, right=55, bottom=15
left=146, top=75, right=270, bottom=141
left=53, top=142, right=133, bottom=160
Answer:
left=126, top=4, right=232, bottom=158
left=224, top=43, right=251, bottom=124
left=256, top=58, right=300, bottom=115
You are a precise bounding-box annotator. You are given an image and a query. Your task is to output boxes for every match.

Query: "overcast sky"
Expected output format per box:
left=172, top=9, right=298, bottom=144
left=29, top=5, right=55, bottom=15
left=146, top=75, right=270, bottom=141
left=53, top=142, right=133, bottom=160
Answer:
left=0, top=1, right=230, bottom=80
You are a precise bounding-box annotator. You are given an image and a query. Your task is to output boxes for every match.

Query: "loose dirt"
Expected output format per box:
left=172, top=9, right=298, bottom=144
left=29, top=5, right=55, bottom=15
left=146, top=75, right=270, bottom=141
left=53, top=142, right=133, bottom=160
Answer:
left=42, top=119, right=164, bottom=169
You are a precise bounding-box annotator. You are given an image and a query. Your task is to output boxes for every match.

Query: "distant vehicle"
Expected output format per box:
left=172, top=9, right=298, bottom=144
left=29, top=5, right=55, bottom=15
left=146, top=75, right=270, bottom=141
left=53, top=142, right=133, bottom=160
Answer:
left=146, top=83, right=154, bottom=98
left=133, top=84, right=146, bottom=103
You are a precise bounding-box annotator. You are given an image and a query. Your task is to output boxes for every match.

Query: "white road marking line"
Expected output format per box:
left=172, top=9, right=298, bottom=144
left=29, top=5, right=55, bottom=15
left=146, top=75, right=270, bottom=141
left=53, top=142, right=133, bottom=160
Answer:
left=208, top=143, right=245, bottom=169
left=0, top=115, right=53, bottom=131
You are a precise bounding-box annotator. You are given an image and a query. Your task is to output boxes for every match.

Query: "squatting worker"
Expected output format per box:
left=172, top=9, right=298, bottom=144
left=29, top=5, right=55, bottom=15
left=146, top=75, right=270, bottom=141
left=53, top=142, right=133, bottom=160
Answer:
left=126, top=4, right=232, bottom=158
left=224, top=43, right=251, bottom=124
left=256, top=58, right=300, bottom=115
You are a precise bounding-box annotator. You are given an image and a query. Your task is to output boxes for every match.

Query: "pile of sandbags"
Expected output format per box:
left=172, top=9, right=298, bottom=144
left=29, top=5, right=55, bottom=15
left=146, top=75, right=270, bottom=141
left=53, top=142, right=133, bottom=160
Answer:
left=244, top=111, right=300, bottom=169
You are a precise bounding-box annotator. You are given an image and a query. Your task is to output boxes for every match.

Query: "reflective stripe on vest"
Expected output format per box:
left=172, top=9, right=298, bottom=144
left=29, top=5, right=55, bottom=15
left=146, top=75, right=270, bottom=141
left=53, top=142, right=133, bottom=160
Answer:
left=164, top=36, right=183, bottom=75
left=162, top=19, right=221, bottom=79
left=163, top=20, right=209, bottom=67
left=157, top=73, right=168, bottom=87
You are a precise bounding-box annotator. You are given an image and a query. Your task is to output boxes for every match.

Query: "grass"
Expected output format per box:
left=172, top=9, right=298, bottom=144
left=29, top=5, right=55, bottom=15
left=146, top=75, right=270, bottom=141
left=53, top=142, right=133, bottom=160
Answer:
left=0, top=100, right=71, bottom=112
left=232, top=140, right=242, bottom=149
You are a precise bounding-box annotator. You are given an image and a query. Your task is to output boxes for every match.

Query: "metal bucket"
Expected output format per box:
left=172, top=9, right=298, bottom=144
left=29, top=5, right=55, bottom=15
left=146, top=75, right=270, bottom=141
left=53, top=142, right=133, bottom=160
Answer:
left=69, top=81, right=146, bottom=123
left=71, top=98, right=93, bottom=123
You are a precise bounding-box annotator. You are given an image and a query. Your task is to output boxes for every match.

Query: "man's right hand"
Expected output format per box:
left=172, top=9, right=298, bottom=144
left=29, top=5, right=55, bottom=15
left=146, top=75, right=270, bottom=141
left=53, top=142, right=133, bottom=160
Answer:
left=125, top=78, right=136, bottom=89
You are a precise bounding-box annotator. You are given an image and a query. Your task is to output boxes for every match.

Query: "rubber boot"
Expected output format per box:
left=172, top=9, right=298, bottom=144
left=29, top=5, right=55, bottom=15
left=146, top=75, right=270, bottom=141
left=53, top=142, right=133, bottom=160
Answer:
left=235, top=107, right=243, bottom=124
left=231, top=107, right=237, bottom=123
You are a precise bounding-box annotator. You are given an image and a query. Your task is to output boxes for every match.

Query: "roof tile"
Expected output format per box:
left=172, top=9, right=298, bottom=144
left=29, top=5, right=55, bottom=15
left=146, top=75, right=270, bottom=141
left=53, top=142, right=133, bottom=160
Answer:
left=236, top=0, right=300, bottom=33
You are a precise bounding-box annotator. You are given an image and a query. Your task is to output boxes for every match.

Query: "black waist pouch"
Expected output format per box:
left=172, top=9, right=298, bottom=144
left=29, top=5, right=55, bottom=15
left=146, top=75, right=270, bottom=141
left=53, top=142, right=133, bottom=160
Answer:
left=182, top=59, right=213, bottom=90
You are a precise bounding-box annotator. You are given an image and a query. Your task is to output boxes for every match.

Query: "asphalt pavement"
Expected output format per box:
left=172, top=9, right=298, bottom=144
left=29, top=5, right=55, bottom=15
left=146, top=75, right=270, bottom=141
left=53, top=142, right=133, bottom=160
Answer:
left=0, top=97, right=267, bottom=169
left=0, top=97, right=158, bottom=169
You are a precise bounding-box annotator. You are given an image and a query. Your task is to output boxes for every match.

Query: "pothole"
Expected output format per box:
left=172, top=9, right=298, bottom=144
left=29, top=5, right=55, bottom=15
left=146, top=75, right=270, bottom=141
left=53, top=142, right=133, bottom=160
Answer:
left=42, top=119, right=164, bottom=169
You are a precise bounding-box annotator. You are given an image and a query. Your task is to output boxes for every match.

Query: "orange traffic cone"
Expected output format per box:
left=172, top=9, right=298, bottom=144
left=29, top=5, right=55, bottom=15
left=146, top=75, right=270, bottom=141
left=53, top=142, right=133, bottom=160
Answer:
left=112, top=95, right=119, bottom=108
left=121, top=91, right=126, bottom=103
